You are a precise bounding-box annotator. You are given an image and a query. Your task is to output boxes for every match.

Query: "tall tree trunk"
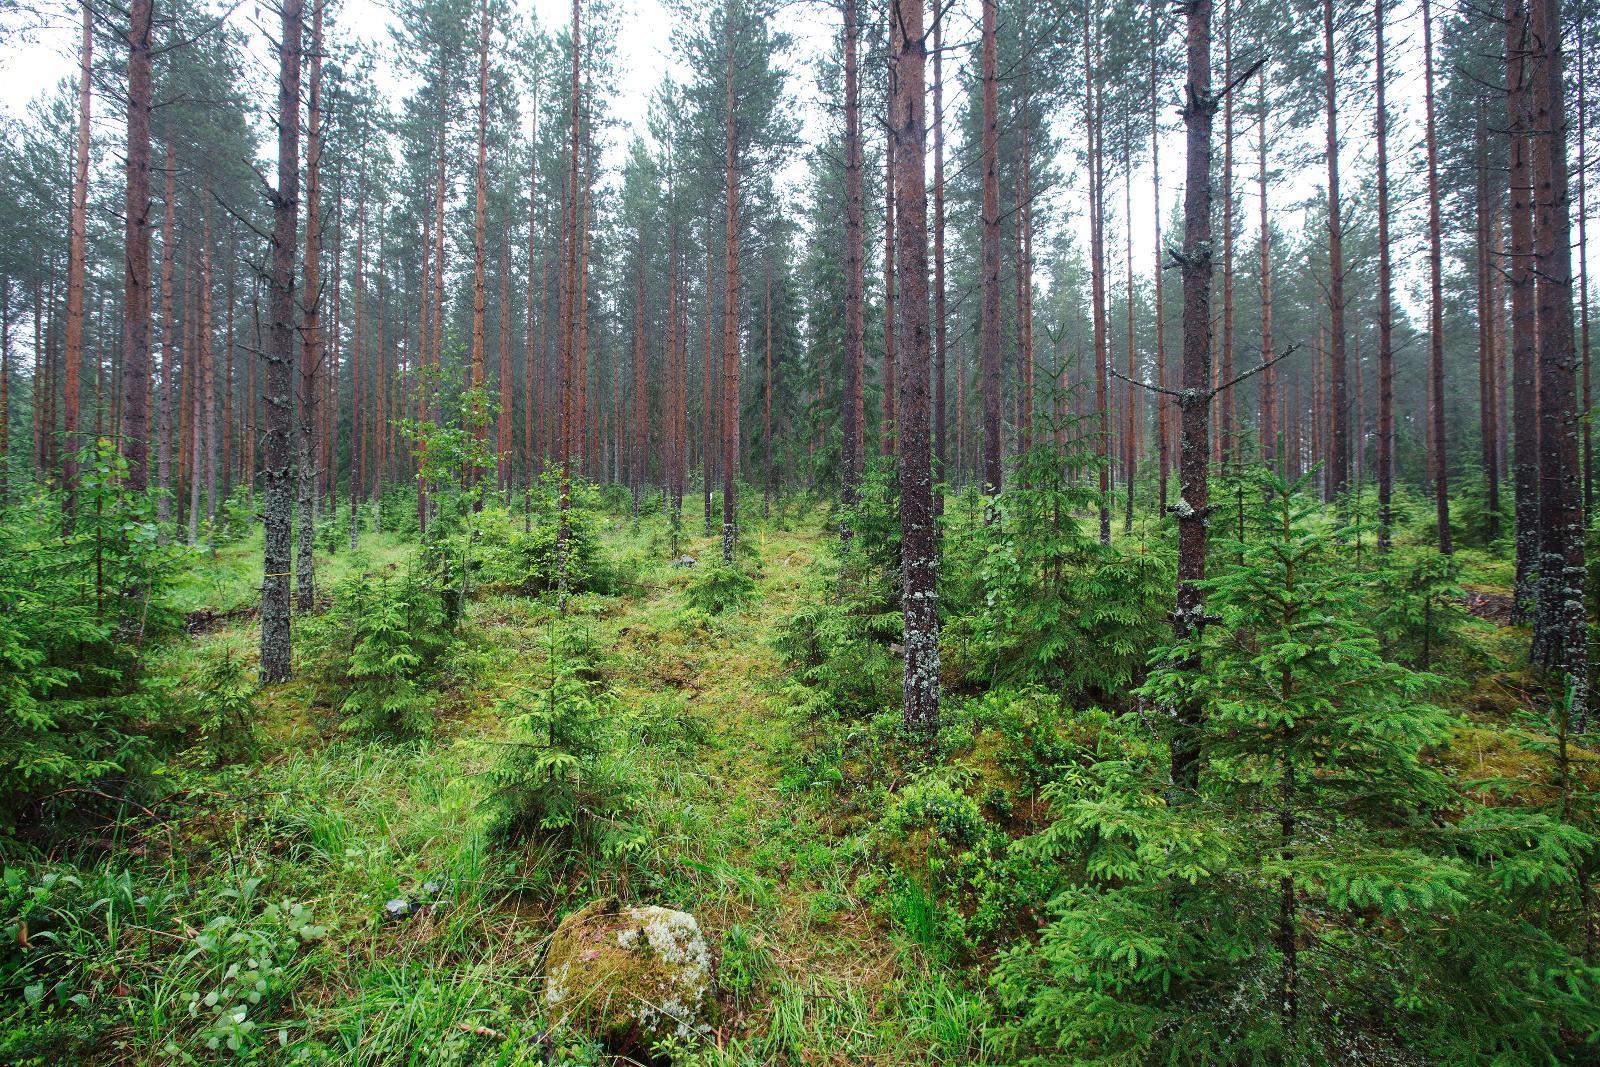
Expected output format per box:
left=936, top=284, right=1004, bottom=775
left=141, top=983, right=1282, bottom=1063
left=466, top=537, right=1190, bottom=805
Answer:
left=1086, top=16, right=1109, bottom=542
left=721, top=17, right=741, bottom=566
left=1322, top=0, right=1349, bottom=497
left=200, top=204, right=218, bottom=541
left=1529, top=0, right=1588, bottom=721
left=1477, top=108, right=1502, bottom=541
left=120, top=0, right=155, bottom=491
left=1376, top=0, right=1395, bottom=549
left=1171, top=0, right=1217, bottom=796
left=1155, top=5, right=1170, bottom=506
left=1219, top=0, right=1234, bottom=466
left=891, top=0, right=938, bottom=732
left=882, top=57, right=897, bottom=460
left=63, top=0, right=91, bottom=504
left=555, top=0, right=581, bottom=612
left=979, top=0, right=1002, bottom=506
left=1509, top=0, right=1540, bottom=617
left=261, top=0, right=302, bottom=683
left=1258, top=70, right=1276, bottom=469
left=1123, top=125, right=1136, bottom=533
left=498, top=222, right=514, bottom=492
left=763, top=258, right=772, bottom=517
left=297, top=0, right=323, bottom=612
left=1421, top=0, right=1452, bottom=553
left=841, top=0, right=865, bottom=530
left=157, top=149, right=177, bottom=525
left=350, top=174, right=365, bottom=550
left=471, top=0, right=490, bottom=436
left=632, top=238, right=647, bottom=515
left=932, top=10, right=946, bottom=510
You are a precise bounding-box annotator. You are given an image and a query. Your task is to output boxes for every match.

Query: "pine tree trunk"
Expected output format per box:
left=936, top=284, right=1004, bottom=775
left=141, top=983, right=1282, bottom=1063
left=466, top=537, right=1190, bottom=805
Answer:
left=979, top=0, right=1002, bottom=506
left=157, top=147, right=177, bottom=527
left=1322, top=0, right=1349, bottom=497
left=632, top=239, right=647, bottom=515
left=1477, top=108, right=1502, bottom=540
left=63, top=0, right=91, bottom=504
left=891, top=0, right=939, bottom=732
left=932, top=11, right=946, bottom=510
left=841, top=0, right=865, bottom=528
left=120, top=0, right=154, bottom=492
left=1528, top=0, right=1588, bottom=722
left=261, top=0, right=302, bottom=683
left=1171, top=0, right=1217, bottom=796
left=882, top=58, right=897, bottom=461
left=1423, top=0, right=1452, bottom=553
left=721, top=19, right=741, bottom=566
left=1155, top=7, right=1170, bottom=505
left=298, top=0, right=324, bottom=612
left=1258, top=70, right=1276, bottom=469
left=1086, top=18, right=1109, bottom=542
left=1509, top=0, right=1540, bottom=618
left=1376, top=0, right=1395, bottom=549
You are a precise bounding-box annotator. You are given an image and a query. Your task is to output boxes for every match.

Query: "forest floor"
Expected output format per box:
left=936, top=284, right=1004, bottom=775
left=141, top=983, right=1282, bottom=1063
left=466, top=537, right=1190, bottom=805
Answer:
left=5, top=514, right=996, bottom=1066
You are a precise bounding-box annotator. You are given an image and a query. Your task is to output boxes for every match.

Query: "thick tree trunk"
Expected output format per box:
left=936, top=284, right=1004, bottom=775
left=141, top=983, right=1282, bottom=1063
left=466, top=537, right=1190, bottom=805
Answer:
left=891, top=0, right=939, bottom=732
left=261, top=0, right=302, bottom=683
left=121, top=0, right=155, bottom=491
left=1509, top=0, right=1540, bottom=618
left=1171, top=0, right=1217, bottom=796
left=1529, top=0, right=1588, bottom=722
left=979, top=0, right=1002, bottom=506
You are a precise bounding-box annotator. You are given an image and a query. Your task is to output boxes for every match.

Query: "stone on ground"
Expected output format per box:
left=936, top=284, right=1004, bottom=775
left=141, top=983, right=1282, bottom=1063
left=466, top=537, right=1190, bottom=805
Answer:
left=543, top=897, right=716, bottom=1049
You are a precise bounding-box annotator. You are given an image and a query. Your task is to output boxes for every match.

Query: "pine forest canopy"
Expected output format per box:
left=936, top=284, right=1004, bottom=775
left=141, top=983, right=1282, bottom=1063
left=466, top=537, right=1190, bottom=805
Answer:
left=0, top=0, right=1597, bottom=1060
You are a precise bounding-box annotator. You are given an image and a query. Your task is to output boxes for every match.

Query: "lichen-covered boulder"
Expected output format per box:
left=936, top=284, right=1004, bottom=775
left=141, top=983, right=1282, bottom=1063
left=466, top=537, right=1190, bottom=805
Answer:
left=543, top=898, right=717, bottom=1049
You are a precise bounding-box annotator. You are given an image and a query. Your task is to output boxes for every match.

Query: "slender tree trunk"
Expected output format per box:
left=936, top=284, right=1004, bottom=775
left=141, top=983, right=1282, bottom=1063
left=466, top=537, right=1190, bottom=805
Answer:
left=1580, top=33, right=1594, bottom=517
left=721, top=19, right=741, bottom=565
left=498, top=218, right=514, bottom=492
left=1477, top=108, right=1502, bottom=540
left=933, top=11, right=946, bottom=510
left=1258, top=70, right=1276, bottom=469
left=1322, top=0, right=1349, bottom=497
left=157, top=148, right=177, bottom=525
left=1423, top=0, right=1452, bottom=553
left=841, top=0, right=865, bottom=530
left=297, top=0, right=324, bottom=612
left=261, top=0, right=302, bottom=683
left=883, top=58, right=897, bottom=461
left=121, top=0, right=155, bottom=491
left=63, top=0, right=91, bottom=503
left=1376, top=0, right=1395, bottom=549
left=350, top=174, right=364, bottom=550
left=1155, top=6, right=1170, bottom=505
left=979, top=0, right=1002, bottom=506
left=555, top=0, right=581, bottom=612
left=1529, top=0, right=1588, bottom=722
left=1086, top=15, right=1109, bottom=541
left=1219, top=0, right=1234, bottom=466
left=632, top=239, right=647, bottom=515
left=1171, top=0, right=1217, bottom=796
left=891, top=0, right=938, bottom=732
left=471, top=0, right=490, bottom=432
left=763, top=258, right=773, bottom=517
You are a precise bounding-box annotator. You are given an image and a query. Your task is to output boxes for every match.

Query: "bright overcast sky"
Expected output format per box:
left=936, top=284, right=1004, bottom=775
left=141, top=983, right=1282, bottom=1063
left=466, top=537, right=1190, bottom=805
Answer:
left=0, top=0, right=1469, bottom=329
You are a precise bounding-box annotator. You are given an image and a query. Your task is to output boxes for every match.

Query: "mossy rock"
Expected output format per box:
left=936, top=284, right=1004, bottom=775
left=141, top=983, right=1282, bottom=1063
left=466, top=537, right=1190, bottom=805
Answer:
left=543, top=897, right=717, bottom=1050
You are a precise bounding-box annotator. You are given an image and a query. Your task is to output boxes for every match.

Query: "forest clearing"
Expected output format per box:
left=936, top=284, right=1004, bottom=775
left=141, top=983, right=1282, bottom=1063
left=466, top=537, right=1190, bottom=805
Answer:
left=4, top=0, right=1600, bottom=1060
